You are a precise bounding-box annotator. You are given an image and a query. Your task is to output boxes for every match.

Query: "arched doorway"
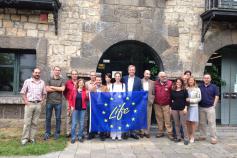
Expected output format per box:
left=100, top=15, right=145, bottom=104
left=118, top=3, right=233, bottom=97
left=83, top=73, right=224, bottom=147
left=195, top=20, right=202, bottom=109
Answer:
left=96, top=40, right=163, bottom=80
left=204, top=44, right=237, bottom=125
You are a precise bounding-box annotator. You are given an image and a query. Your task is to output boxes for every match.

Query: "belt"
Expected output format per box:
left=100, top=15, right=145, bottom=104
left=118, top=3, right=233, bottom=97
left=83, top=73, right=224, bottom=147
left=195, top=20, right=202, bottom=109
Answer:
left=29, top=100, right=41, bottom=104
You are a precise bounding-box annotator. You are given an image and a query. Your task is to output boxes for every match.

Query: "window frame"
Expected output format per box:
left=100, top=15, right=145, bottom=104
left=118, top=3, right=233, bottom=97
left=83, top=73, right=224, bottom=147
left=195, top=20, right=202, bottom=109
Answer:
left=0, top=49, right=36, bottom=95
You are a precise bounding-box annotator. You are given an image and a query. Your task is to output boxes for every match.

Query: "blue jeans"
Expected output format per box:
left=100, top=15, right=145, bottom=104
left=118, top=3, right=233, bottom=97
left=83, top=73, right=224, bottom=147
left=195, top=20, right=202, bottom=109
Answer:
left=45, top=104, right=62, bottom=135
left=71, top=109, right=86, bottom=140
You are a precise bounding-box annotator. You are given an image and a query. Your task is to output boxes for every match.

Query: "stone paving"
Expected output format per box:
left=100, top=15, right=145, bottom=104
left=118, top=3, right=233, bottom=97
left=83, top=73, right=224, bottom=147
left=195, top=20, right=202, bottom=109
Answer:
left=1, top=127, right=237, bottom=158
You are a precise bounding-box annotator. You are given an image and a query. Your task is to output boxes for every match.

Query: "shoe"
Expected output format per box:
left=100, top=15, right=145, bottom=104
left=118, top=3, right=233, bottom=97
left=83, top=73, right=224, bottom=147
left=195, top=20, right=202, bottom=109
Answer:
left=118, top=137, right=122, bottom=141
left=196, top=137, right=206, bottom=141
left=156, top=134, right=164, bottom=138
left=168, top=135, right=174, bottom=141
left=100, top=136, right=106, bottom=141
left=211, top=139, right=217, bottom=145
left=71, top=139, right=76, bottom=144
left=139, top=134, right=144, bottom=138
left=78, top=138, right=84, bottom=143
left=190, top=137, right=194, bottom=143
left=130, top=134, right=139, bottom=140
left=184, top=139, right=189, bottom=145
left=144, top=134, right=150, bottom=138
left=21, top=139, right=28, bottom=146
left=66, top=134, right=71, bottom=138
left=54, top=134, right=59, bottom=140
left=30, top=139, right=36, bottom=144
left=87, top=134, right=95, bottom=140
left=123, top=133, right=129, bottom=140
left=44, top=134, right=50, bottom=140
left=174, top=138, right=182, bottom=142
left=112, top=137, right=116, bottom=141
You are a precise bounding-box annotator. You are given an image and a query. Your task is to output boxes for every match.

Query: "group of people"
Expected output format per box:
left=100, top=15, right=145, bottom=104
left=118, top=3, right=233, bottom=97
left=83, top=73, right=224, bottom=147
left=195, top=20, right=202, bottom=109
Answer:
left=19, top=65, right=219, bottom=146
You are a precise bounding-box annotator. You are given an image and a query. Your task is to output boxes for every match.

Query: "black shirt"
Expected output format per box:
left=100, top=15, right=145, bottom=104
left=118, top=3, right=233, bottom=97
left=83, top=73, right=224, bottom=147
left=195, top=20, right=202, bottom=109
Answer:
left=171, top=89, right=188, bottom=110
left=75, top=91, right=83, bottom=110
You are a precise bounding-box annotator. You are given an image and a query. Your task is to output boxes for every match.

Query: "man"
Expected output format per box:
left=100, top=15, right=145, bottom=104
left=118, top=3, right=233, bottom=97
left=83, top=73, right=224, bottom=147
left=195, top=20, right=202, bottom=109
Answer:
left=199, top=73, right=219, bottom=144
left=122, top=65, right=143, bottom=139
left=91, top=76, right=108, bottom=141
left=140, top=70, right=155, bottom=138
left=64, top=70, right=78, bottom=137
left=184, top=70, right=192, bottom=78
left=20, top=68, right=46, bottom=145
left=154, top=71, right=173, bottom=140
left=85, top=71, right=97, bottom=140
left=44, top=66, right=65, bottom=140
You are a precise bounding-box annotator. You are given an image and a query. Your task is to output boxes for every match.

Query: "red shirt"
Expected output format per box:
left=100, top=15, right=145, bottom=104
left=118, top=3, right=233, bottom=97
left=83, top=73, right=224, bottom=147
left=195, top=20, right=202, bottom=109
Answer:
left=71, top=87, right=88, bottom=110
left=64, top=80, right=77, bottom=111
left=154, top=80, right=172, bottom=106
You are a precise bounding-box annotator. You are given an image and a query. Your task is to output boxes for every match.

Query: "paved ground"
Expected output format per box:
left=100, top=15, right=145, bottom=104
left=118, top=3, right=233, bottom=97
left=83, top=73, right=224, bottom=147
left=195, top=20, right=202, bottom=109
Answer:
left=2, top=126, right=237, bottom=158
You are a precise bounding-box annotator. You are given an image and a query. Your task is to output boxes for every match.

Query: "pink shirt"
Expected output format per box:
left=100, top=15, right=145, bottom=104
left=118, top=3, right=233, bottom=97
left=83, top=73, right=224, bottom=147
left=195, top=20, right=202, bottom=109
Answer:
left=20, top=78, right=46, bottom=101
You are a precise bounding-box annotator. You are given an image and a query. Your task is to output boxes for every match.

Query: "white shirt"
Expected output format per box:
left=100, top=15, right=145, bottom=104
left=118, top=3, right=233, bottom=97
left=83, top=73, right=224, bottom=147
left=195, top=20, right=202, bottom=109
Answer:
left=143, top=80, right=149, bottom=91
left=127, top=76, right=134, bottom=92
left=110, top=83, right=126, bottom=92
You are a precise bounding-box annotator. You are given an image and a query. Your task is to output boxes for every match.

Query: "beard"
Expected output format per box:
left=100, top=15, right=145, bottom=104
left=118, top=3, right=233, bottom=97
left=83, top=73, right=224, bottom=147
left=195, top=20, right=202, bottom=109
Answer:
left=33, top=75, right=40, bottom=79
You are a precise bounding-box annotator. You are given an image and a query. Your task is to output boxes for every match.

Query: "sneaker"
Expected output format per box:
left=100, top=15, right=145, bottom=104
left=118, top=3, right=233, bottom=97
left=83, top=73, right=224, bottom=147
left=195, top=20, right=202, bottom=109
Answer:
left=44, top=134, right=50, bottom=140
left=118, top=137, right=122, bottom=141
left=71, top=139, right=76, bottom=144
left=78, top=138, right=84, bottom=143
left=21, top=139, right=28, bottom=146
left=54, top=134, right=59, bottom=140
left=211, top=139, right=217, bottom=145
left=112, top=137, right=116, bottom=141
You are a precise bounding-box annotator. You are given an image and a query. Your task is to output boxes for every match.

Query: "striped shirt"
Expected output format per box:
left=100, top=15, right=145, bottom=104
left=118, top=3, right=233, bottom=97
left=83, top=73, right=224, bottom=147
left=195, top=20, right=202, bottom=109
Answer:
left=20, top=78, right=46, bottom=102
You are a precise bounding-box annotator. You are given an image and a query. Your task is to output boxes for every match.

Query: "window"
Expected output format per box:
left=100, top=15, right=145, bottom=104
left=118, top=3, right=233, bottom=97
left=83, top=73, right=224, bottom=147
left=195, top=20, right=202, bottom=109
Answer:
left=0, top=49, right=36, bottom=95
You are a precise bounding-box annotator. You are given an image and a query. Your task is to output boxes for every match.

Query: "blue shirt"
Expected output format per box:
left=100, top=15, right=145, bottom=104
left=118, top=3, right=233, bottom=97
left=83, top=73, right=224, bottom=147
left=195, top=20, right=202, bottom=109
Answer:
left=199, top=83, right=219, bottom=108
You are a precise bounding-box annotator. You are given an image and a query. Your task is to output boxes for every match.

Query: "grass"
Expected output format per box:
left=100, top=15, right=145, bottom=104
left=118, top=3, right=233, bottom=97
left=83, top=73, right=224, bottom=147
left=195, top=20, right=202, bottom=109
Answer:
left=0, top=128, right=68, bottom=156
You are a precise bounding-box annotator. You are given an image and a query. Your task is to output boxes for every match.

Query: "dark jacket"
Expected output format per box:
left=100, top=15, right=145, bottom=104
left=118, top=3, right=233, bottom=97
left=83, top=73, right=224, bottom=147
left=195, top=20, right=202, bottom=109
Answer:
left=122, top=75, right=143, bottom=91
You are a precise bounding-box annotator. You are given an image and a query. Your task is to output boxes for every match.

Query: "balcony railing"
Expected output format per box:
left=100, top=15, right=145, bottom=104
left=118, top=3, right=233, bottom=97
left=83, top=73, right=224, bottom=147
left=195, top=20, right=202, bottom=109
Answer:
left=205, top=0, right=237, bottom=10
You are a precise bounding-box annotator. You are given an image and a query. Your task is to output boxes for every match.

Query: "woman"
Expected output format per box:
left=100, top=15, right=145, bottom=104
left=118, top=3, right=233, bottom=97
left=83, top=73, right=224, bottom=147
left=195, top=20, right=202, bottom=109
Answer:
left=186, top=76, right=201, bottom=143
left=71, top=79, right=88, bottom=144
left=171, top=78, right=189, bottom=145
left=105, top=73, right=112, bottom=90
left=109, top=72, right=126, bottom=140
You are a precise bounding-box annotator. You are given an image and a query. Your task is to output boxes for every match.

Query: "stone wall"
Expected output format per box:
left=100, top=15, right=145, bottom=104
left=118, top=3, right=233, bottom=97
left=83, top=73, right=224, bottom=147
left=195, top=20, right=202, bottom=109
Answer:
left=1, top=0, right=237, bottom=121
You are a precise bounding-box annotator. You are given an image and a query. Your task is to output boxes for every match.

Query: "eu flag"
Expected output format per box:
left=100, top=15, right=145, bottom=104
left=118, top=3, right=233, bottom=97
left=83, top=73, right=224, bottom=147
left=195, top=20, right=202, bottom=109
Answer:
left=89, top=91, right=148, bottom=132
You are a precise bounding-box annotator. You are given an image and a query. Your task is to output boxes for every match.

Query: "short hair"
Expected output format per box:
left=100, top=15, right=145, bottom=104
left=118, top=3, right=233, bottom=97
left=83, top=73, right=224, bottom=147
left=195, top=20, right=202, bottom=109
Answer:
left=184, top=70, right=192, bottom=75
left=172, top=78, right=185, bottom=90
left=158, top=71, right=166, bottom=77
left=53, top=66, right=61, bottom=70
left=71, top=70, right=78, bottom=74
left=128, top=65, right=136, bottom=71
left=204, top=73, right=211, bottom=77
left=32, top=67, right=41, bottom=72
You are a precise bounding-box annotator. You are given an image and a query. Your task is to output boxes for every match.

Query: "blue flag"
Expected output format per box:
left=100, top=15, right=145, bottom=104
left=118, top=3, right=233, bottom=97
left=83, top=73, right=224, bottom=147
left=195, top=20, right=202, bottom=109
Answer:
left=89, top=91, right=148, bottom=132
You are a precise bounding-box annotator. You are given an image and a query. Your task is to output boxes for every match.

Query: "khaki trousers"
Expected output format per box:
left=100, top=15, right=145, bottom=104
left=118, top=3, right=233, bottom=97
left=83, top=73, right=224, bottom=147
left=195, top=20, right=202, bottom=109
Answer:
left=171, top=110, right=188, bottom=140
left=199, top=106, right=217, bottom=140
left=154, top=104, right=173, bottom=135
left=141, top=103, right=153, bottom=135
left=21, top=102, right=42, bottom=141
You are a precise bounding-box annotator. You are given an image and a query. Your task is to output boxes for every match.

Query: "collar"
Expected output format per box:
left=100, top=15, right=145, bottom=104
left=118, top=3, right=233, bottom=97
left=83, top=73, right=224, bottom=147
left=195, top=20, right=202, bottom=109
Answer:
left=30, top=77, right=41, bottom=83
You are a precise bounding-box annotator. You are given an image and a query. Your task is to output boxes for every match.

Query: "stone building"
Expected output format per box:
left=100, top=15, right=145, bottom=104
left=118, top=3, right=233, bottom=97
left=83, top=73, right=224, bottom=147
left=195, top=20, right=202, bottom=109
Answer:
left=0, top=0, right=237, bottom=126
